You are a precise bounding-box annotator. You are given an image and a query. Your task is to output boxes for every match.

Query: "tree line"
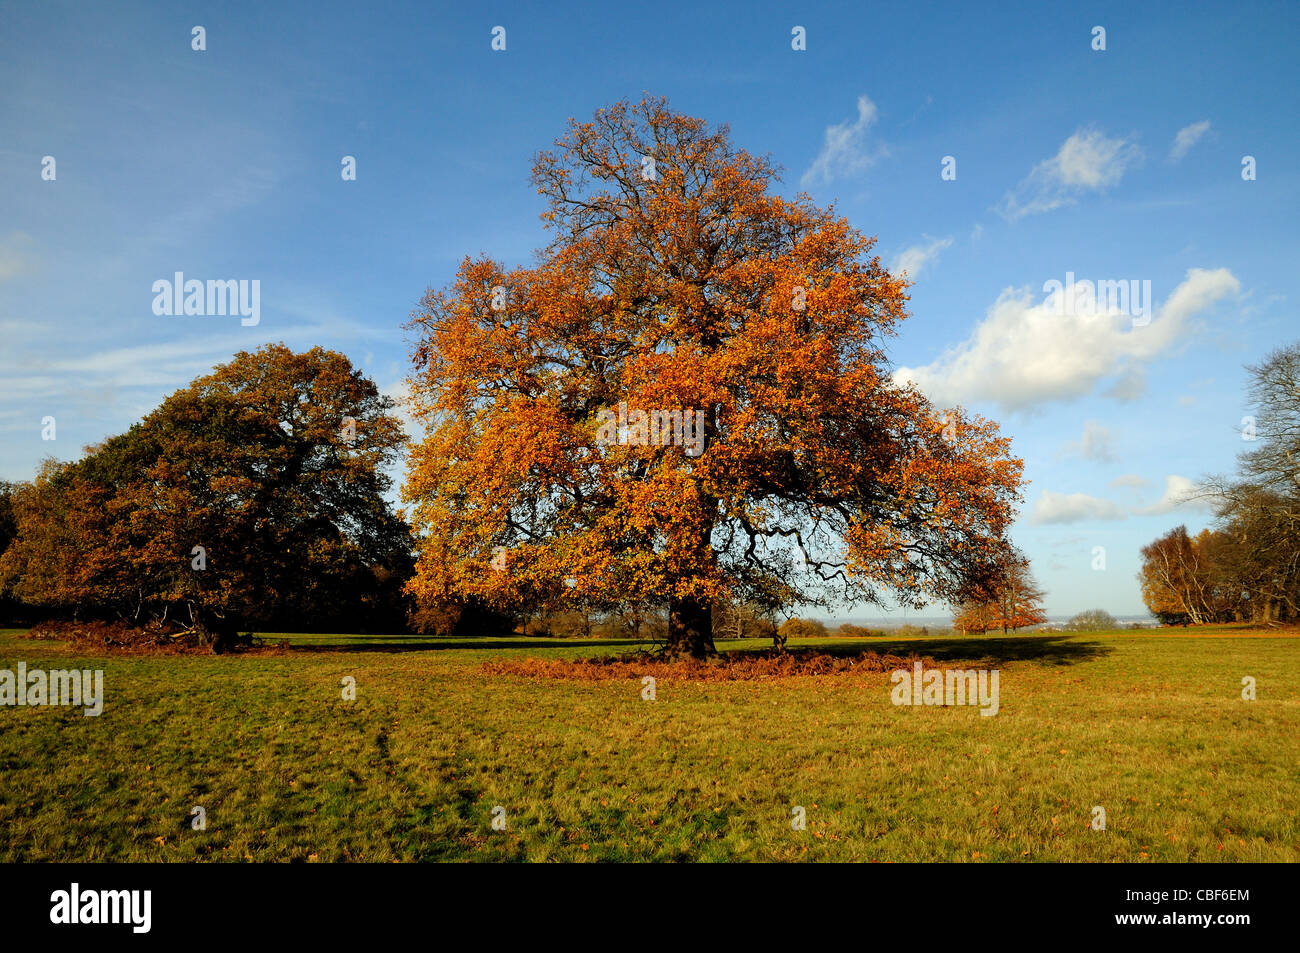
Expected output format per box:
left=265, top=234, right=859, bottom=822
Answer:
left=1138, top=344, right=1300, bottom=625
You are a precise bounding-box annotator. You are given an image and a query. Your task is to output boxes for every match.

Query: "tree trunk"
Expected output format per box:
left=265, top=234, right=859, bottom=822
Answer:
left=666, top=593, right=715, bottom=659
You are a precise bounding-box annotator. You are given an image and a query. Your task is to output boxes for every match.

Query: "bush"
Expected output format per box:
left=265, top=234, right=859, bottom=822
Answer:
left=1066, top=609, right=1118, bottom=631
left=777, top=618, right=829, bottom=641
left=836, top=623, right=886, bottom=638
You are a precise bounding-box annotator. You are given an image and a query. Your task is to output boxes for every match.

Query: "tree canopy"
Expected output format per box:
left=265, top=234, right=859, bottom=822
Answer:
left=0, top=344, right=410, bottom=647
left=403, top=97, right=1025, bottom=657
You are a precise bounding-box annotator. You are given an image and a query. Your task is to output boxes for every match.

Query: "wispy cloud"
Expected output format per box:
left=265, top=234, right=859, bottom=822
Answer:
left=800, top=95, right=888, bottom=188
left=1062, top=420, right=1117, bottom=463
left=891, top=235, right=953, bottom=280
left=1029, top=490, right=1126, bottom=525
left=1169, top=120, right=1210, bottom=162
left=997, top=127, right=1142, bottom=221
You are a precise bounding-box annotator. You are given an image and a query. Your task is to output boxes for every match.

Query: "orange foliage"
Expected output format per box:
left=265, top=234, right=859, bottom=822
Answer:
left=951, top=549, right=1047, bottom=634
left=403, top=98, right=1024, bottom=656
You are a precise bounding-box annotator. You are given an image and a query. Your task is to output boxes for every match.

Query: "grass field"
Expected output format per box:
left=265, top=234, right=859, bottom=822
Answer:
left=1, top=625, right=1297, bottom=862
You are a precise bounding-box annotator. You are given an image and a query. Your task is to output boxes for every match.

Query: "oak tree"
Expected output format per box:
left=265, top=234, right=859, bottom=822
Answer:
left=0, top=345, right=410, bottom=645
left=403, top=98, right=1025, bottom=657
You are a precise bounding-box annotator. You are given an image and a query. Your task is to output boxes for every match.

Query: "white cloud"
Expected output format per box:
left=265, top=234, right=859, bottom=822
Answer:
left=891, top=235, right=953, bottom=279
left=1137, top=475, right=1209, bottom=515
left=381, top=378, right=422, bottom=444
left=801, top=95, right=887, bottom=188
left=1109, top=474, right=1151, bottom=489
left=1029, top=490, right=1126, bottom=525
left=997, top=128, right=1142, bottom=221
left=1063, top=420, right=1117, bottom=463
left=1169, top=120, right=1210, bottom=161
left=893, top=267, right=1240, bottom=412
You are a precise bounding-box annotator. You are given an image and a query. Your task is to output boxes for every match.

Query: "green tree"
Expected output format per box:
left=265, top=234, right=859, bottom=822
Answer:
left=0, top=345, right=411, bottom=647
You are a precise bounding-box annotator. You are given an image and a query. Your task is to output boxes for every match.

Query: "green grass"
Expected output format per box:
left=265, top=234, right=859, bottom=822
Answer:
left=1, top=625, right=1297, bottom=861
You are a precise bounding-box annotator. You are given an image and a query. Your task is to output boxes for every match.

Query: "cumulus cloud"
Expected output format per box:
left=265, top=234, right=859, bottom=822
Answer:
left=1029, top=490, right=1126, bottom=525
left=1063, top=420, right=1117, bottom=463
left=891, top=235, right=953, bottom=279
left=892, top=267, right=1240, bottom=413
left=1169, top=120, right=1210, bottom=161
left=1109, top=474, right=1151, bottom=489
left=801, top=95, right=888, bottom=188
left=997, top=127, right=1142, bottom=221
left=1136, top=475, right=1210, bottom=515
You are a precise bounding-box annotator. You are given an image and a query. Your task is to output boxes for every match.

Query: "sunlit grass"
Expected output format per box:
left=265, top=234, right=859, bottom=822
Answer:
left=1, top=626, right=1296, bottom=861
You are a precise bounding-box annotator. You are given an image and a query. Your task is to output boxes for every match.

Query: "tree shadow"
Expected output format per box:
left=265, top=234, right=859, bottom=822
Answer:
left=285, top=637, right=652, bottom=654
left=279, top=633, right=1110, bottom=667
left=766, top=635, right=1112, bottom=668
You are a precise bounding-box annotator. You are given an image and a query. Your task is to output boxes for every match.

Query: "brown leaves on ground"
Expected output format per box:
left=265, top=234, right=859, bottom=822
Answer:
left=21, top=620, right=287, bottom=656
left=482, top=648, right=931, bottom=683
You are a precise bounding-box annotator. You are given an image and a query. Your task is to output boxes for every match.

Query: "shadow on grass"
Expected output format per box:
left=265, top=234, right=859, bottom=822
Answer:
left=285, top=637, right=652, bottom=654
left=282, top=634, right=1109, bottom=667
left=764, top=635, right=1112, bottom=667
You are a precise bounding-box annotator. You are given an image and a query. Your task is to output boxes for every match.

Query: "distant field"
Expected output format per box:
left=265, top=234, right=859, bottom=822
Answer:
left=1, top=625, right=1297, bottom=861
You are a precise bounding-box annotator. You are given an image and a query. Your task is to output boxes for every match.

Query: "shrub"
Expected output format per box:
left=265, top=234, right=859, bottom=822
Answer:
left=777, top=618, right=829, bottom=641
left=1066, top=609, right=1118, bottom=631
left=836, top=623, right=886, bottom=638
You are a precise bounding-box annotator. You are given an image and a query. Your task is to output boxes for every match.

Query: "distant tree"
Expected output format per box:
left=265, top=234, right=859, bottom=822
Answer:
left=836, top=623, right=883, bottom=638
left=1066, top=609, right=1117, bottom=631
left=0, top=482, right=20, bottom=624
left=0, top=345, right=411, bottom=647
left=774, top=613, right=826, bottom=650
left=712, top=599, right=778, bottom=642
left=1138, top=526, right=1213, bottom=625
left=952, top=548, right=1047, bottom=634
left=1185, top=343, right=1300, bottom=625
left=401, top=97, right=1026, bottom=658
left=951, top=601, right=999, bottom=634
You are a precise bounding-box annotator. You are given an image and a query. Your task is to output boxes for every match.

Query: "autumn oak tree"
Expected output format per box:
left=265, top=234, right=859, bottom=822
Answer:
left=0, top=345, right=409, bottom=647
left=403, top=98, right=1025, bottom=658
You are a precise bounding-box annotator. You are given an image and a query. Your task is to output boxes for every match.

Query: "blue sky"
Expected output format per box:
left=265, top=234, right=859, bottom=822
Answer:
left=1, top=0, right=1296, bottom=617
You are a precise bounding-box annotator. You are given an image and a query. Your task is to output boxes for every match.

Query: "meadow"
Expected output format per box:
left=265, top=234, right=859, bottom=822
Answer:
left=1, top=625, right=1296, bottom=862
